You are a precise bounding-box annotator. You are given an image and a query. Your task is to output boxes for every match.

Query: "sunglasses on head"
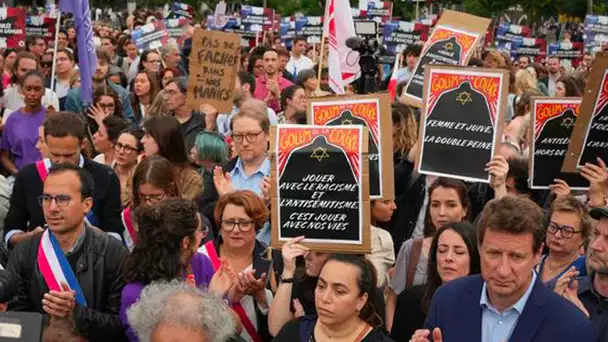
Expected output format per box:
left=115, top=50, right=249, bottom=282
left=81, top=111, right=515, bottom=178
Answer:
left=41, top=62, right=52, bottom=67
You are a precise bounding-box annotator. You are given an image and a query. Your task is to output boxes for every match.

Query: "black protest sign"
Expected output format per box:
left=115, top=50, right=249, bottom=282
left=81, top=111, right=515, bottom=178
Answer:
left=401, top=10, right=490, bottom=108
left=187, top=29, right=240, bottom=113
left=271, top=125, right=371, bottom=253
left=418, top=66, right=509, bottom=183
left=563, top=53, right=608, bottom=172
left=308, top=93, right=394, bottom=200
left=530, top=98, right=589, bottom=190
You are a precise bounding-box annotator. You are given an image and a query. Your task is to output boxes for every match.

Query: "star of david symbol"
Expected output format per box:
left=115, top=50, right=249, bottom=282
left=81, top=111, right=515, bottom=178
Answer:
left=341, top=119, right=353, bottom=125
left=455, top=91, right=472, bottom=105
left=444, top=42, right=454, bottom=50
left=561, top=117, right=575, bottom=129
left=310, top=147, right=330, bottom=162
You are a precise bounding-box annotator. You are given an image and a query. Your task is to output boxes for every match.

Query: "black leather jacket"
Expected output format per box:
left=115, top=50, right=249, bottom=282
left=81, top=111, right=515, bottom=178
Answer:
left=3, top=226, right=128, bottom=341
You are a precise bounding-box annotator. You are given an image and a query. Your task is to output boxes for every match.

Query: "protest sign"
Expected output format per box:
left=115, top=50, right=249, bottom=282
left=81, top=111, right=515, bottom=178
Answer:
left=495, top=23, right=530, bottom=54
left=240, top=5, right=274, bottom=32
left=512, top=37, right=547, bottom=62
left=26, top=16, right=56, bottom=46
left=584, top=15, right=608, bottom=53
left=187, top=29, right=240, bottom=113
left=418, top=66, right=509, bottom=183
left=271, top=125, right=371, bottom=253
left=308, top=93, right=394, bottom=200
left=130, top=21, right=169, bottom=52
left=562, top=53, right=608, bottom=172
left=168, top=3, right=194, bottom=21
left=529, top=98, right=588, bottom=190
left=279, top=18, right=296, bottom=48
left=548, top=42, right=584, bottom=68
left=367, top=1, right=393, bottom=34
left=0, top=8, right=26, bottom=49
left=164, top=18, right=189, bottom=45
left=402, top=10, right=490, bottom=108
left=383, top=21, right=429, bottom=54
left=295, top=16, right=323, bottom=44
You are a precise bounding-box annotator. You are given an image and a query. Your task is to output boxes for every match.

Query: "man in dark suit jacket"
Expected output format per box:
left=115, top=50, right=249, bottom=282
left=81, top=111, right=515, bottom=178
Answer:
left=3, top=112, right=122, bottom=248
left=411, top=196, right=595, bottom=342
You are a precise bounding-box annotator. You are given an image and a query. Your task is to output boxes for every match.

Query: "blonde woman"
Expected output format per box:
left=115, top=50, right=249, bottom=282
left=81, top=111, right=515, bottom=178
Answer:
left=515, top=69, right=539, bottom=95
left=392, top=104, right=418, bottom=157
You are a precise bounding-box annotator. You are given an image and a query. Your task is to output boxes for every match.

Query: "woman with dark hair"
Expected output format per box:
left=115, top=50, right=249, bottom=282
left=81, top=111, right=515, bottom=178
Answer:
left=138, top=50, right=162, bottom=74
left=555, top=76, right=583, bottom=97
left=120, top=198, right=217, bottom=341
left=386, top=177, right=470, bottom=331
left=390, top=222, right=480, bottom=340
left=130, top=70, right=160, bottom=125
left=142, top=115, right=203, bottom=200
left=160, top=68, right=178, bottom=88
left=114, top=128, right=144, bottom=207
left=89, top=85, right=125, bottom=120
left=1, top=48, right=17, bottom=88
left=296, top=68, right=330, bottom=97
left=278, top=85, right=307, bottom=124
left=248, top=54, right=265, bottom=78
left=92, top=115, right=129, bottom=166
left=273, top=254, right=393, bottom=341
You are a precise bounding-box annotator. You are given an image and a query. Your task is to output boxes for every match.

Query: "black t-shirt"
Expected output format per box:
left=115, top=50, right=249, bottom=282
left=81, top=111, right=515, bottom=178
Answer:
left=273, top=318, right=394, bottom=342
left=290, top=276, right=318, bottom=316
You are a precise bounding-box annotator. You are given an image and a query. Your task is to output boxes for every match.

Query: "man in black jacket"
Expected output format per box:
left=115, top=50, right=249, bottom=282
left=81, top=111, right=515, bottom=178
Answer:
left=3, top=112, right=122, bottom=248
left=2, top=164, right=127, bottom=341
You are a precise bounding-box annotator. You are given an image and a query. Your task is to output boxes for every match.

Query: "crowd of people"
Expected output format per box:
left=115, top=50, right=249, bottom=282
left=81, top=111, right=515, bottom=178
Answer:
left=0, top=5, right=604, bottom=342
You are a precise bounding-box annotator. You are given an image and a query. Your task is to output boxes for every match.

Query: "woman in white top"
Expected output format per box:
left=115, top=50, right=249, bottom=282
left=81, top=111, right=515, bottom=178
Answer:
left=52, top=48, right=75, bottom=100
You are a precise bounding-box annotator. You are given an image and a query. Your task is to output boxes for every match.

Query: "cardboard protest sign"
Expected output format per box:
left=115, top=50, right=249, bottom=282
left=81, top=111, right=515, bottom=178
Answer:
left=164, top=18, right=189, bottom=45
left=402, top=10, right=490, bottom=108
left=418, top=66, right=509, bottom=183
left=562, top=53, right=608, bottom=172
left=548, top=42, right=584, bottom=68
left=308, top=93, right=394, bottom=200
left=0, top=8, right=26, bottom=49
left=271, top=125, right=371, bottom=253
left=26, top=16, right=56, bottom=46
left=529, top=98, right=588, bottom=190
left=130, top=21, right=169, bottom=52
left=383, top=21, right=429, bottom=54
left=187, top=29, right=240, bottom=113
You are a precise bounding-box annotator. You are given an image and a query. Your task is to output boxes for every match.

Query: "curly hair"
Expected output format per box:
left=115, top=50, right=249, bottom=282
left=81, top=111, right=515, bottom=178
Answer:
left=122, top=198, right=199, bottom=284
left=93, top=85, right=124, bottom=118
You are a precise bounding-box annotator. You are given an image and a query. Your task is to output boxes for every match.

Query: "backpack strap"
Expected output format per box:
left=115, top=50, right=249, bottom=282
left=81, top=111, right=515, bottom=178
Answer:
left=406, top=238, right=424, bottom=289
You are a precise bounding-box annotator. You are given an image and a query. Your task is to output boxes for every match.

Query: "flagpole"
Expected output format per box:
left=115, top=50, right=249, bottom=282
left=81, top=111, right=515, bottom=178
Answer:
left=315, top=37, right=326, bottom=92
left=50, top=10, right=62, bottom=93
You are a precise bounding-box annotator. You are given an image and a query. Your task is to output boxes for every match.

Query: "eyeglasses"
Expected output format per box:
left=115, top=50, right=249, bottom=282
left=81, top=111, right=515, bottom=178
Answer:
left=98, top=103, right=116, bottom=110
left=547, top=222, right=583, bottom=239
left=221, top=219, right=255, bottom=232
left=114, top=142, right=138, bottom=154
left=38, top=194, right=72, bottom=208
left=139, top=193, right=165, bottom=204
left=232, top=130, right=263, bottom=143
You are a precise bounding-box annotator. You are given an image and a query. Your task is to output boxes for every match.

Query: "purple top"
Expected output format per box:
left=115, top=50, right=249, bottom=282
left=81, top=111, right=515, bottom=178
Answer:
left=0, top=108, right=45, bottom=170
left=119, top=253, right=216, bottom=342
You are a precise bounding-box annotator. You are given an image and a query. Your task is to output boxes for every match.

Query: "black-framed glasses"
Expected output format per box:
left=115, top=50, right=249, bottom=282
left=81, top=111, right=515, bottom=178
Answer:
left=38, top=194, right=72, bottom=208
left=139, top=193, right=166, bottom=204
left=98, top=103, right=116, bottom=110
left=114, top=142, right=138, bottom=154
left=221, top=219, right=255, bottom=232
left=547, top=222, right=583, bottom=239
left=232, top=130, right=263, bottom=143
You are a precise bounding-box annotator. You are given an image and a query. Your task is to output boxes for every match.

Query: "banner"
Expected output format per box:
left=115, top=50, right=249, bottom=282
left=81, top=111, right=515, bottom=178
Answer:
left=240, top=6, right=274, bottom=32
left=26, top=16, right=56, bottom=46
left=169, top=3, right=194, bottom=21
left=529, top=97, right=588, bottom=190
left=402, top=10, right=491, bottom=108
left=296, top=16, right=323, bottom=44
left=418, top=66, right=509, bottom=183
left=308, top=93, right=394, bottom=200
left=383, top=21, right=429, bottom=54
left=187, top=29, right=240, bottom=113
left=131, top=21, right=169, bottom=52
left=495, top=23, right=531, bottom=54
left=547, top=42, right=584, bottom=68
left=164, top=18, right=189, bottom=45
left=584, top=15, right=608, bottom=53
left=279, top=17, right=296, bottom=49
left=270, top=125, right=371, bottom=253
left=511, top=37, right=547, bottom=62
left=0, top=8, right=26, bottom=49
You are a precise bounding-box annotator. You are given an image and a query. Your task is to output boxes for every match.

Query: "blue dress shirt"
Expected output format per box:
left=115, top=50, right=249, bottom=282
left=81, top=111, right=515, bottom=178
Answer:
left=480, top=271, right=537, bottom=342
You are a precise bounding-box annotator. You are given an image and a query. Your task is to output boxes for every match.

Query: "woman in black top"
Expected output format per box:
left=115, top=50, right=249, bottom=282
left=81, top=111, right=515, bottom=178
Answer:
left=389, top=222, right=480, bottom=341
left=274, top=255, right=392, bottom=342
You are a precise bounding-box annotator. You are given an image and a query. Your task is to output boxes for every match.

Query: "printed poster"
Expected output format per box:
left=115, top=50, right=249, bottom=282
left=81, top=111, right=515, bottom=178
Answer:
left=0, top=8, right=26, bottom=49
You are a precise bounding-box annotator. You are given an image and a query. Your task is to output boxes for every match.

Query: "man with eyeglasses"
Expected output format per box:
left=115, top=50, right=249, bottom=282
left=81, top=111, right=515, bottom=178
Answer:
left=3, top=112, right=122, bottom=248
left=163, top=77, right=205, bottom=152
left=65, top=47, right=134, bottom=124
left=0, top=163, right=128, bottom=341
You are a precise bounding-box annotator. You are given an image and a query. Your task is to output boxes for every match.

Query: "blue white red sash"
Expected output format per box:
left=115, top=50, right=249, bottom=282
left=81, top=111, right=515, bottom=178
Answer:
left=198, top=241, right=263, bottom=342
left=36, top=158, right=100, bottom=227
left=37, top=229, right=87, bottom=306
left=121, top=207, right=136, bottom=250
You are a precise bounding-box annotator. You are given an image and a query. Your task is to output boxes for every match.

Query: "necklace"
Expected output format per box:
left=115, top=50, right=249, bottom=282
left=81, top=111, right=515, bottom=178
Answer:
left=311, top=322, right=371, bottom=342
left=544, top=254, right=578, bottom=278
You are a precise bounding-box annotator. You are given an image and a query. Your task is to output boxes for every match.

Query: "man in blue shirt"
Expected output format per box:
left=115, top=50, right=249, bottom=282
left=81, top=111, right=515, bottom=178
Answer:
left=410, top=196, right=595, bottom=342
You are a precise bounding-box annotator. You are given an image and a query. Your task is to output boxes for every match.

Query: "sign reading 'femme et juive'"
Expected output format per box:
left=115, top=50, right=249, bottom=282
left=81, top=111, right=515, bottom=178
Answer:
left=418, top=66, right=509, bottom=183
left=271, top=125, right=371, bottom=254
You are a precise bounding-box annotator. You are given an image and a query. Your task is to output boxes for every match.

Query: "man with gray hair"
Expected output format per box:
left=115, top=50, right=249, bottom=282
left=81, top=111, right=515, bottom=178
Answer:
left=159, top=44, right=184, bottom=74
left=127, top=280, right=236, bottom=342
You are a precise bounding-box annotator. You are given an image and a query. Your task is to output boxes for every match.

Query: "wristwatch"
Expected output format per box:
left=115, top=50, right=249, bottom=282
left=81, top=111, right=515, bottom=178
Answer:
left=280, top=276, right=294, bottom=284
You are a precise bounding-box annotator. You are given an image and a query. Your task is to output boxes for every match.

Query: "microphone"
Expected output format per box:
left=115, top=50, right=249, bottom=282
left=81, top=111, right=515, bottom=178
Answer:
left=345, top=36, right=362, bottom=50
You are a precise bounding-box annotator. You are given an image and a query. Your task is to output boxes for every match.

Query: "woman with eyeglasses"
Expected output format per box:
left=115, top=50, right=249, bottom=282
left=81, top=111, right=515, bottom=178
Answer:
left=120, top=198, right=220, bottom=341
left=142, top=115, right=203, bottom=201
left=536, top=195, right=589, bottom=290
left=92, top=115, right=128, bottom=167
left=199, top=190, right=281, bottom=342
left=114, top=128, right=144, bottom=206
left=138, top=50, right=162, bottom=75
